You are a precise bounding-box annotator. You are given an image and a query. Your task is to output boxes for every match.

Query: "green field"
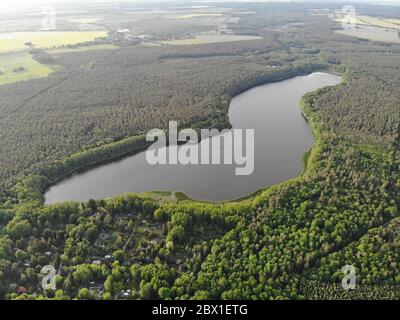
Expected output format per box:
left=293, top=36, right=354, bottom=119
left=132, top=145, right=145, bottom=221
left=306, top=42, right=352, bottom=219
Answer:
left=47, top=44, right=117, bottom=54
left=0, top=31, right=108, bottom=53
left=0, top=35, right=114, bottom=86
left=335, top=15, right=400, bottom=30
left=335, top=26, right=400, bottom=43
left=0, top=52, right=56, bottom=86
left=333, top=14, right=400, bottom=43
left=160, top=34, right=262, bottom=45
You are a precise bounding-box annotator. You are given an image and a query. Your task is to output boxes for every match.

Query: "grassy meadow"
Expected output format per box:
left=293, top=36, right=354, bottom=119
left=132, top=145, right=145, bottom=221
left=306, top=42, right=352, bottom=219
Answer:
left=0, top=31, right=109, bottom=86
left=160, top=34, right=262, bottom=45
left=0, top=52, right=56, bottom=86
left=0, top=31, right=107, bottom=53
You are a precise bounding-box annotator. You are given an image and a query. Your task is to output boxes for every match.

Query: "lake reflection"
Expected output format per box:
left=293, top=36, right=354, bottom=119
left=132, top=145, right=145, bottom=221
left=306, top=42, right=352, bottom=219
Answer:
left=45, top=72, right=341, bottom=204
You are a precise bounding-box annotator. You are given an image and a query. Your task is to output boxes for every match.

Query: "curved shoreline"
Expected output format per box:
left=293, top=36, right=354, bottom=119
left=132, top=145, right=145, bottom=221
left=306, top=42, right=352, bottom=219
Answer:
left=42, top=71, right=342, bottom=205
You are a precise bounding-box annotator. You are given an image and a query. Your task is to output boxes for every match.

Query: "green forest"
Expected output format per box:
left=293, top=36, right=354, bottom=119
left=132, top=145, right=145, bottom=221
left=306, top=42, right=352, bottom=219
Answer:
left=1, top=2, right=400, bottom=300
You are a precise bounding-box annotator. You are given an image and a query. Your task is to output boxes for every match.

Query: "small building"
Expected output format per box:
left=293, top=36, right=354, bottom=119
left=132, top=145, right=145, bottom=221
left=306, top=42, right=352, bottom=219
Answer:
left=17, top=286, right=28, bottom=294
left=117, top=28, right=130, bottom=34
left=120, top=289, right=131, bottom=298
left=89, top=282, right=104, bottom=298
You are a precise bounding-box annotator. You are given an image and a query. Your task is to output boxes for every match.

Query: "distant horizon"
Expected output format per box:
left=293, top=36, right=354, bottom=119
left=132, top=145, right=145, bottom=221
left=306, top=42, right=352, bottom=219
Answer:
left=1, top=0, right=400, bottom=15
left=1, top=0, right=400, bottom=8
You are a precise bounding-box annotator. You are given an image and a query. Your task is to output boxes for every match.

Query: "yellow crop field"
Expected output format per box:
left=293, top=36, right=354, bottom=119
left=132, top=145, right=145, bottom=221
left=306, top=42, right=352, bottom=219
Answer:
left=0, top=31, right=108, bottom=53
left=334, top=14, right=400, bottom=30
left=335, top=26, right=400, bottom=44
left=333, top=14, right=400, bottom=43
left=358, top=16, right=400, bottom=29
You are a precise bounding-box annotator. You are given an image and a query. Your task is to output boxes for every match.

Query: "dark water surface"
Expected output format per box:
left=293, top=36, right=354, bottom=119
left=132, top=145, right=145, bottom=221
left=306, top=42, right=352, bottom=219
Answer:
left=45, top=72, right=341, bottom=204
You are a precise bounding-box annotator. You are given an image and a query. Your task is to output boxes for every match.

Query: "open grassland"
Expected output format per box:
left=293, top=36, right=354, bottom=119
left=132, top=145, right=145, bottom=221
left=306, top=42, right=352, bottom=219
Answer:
left=335, top=26, right=400, bottom=43
left=358, top=15, right=400, bottom=29
left=0, top=40, right=114, bottom=86
left=335, top=15, right=400, bottom=30
left=333, top=14, right=400, bottom=43
left=0, top=31, right=108, bottom=53
left=160, top=34, right=262, bottom=45
left=0, top=52, right=55, bottom=86
left=0, top=31, right=109, bottom=84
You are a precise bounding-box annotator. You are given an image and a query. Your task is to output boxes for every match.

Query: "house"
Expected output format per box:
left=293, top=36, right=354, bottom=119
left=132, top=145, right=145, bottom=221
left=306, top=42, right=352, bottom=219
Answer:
left=17, top=286, right=28, bottom=294
left=92, top=260, right=101, bottom=265
left=117, top=28, right=130, bottom=34
left=89, top=282, right=104, bottom=298
left=120, top=289, right=131, bottom=298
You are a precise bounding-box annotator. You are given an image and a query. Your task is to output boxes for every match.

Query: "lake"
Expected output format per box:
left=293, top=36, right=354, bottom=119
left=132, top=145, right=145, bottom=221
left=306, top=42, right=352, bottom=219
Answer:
left=45, top=72, right=341, bottom=204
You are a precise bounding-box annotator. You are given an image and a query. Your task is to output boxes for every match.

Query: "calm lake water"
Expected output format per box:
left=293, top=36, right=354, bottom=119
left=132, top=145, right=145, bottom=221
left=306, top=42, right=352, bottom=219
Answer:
left=45, top=72, right=341, bottom=204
